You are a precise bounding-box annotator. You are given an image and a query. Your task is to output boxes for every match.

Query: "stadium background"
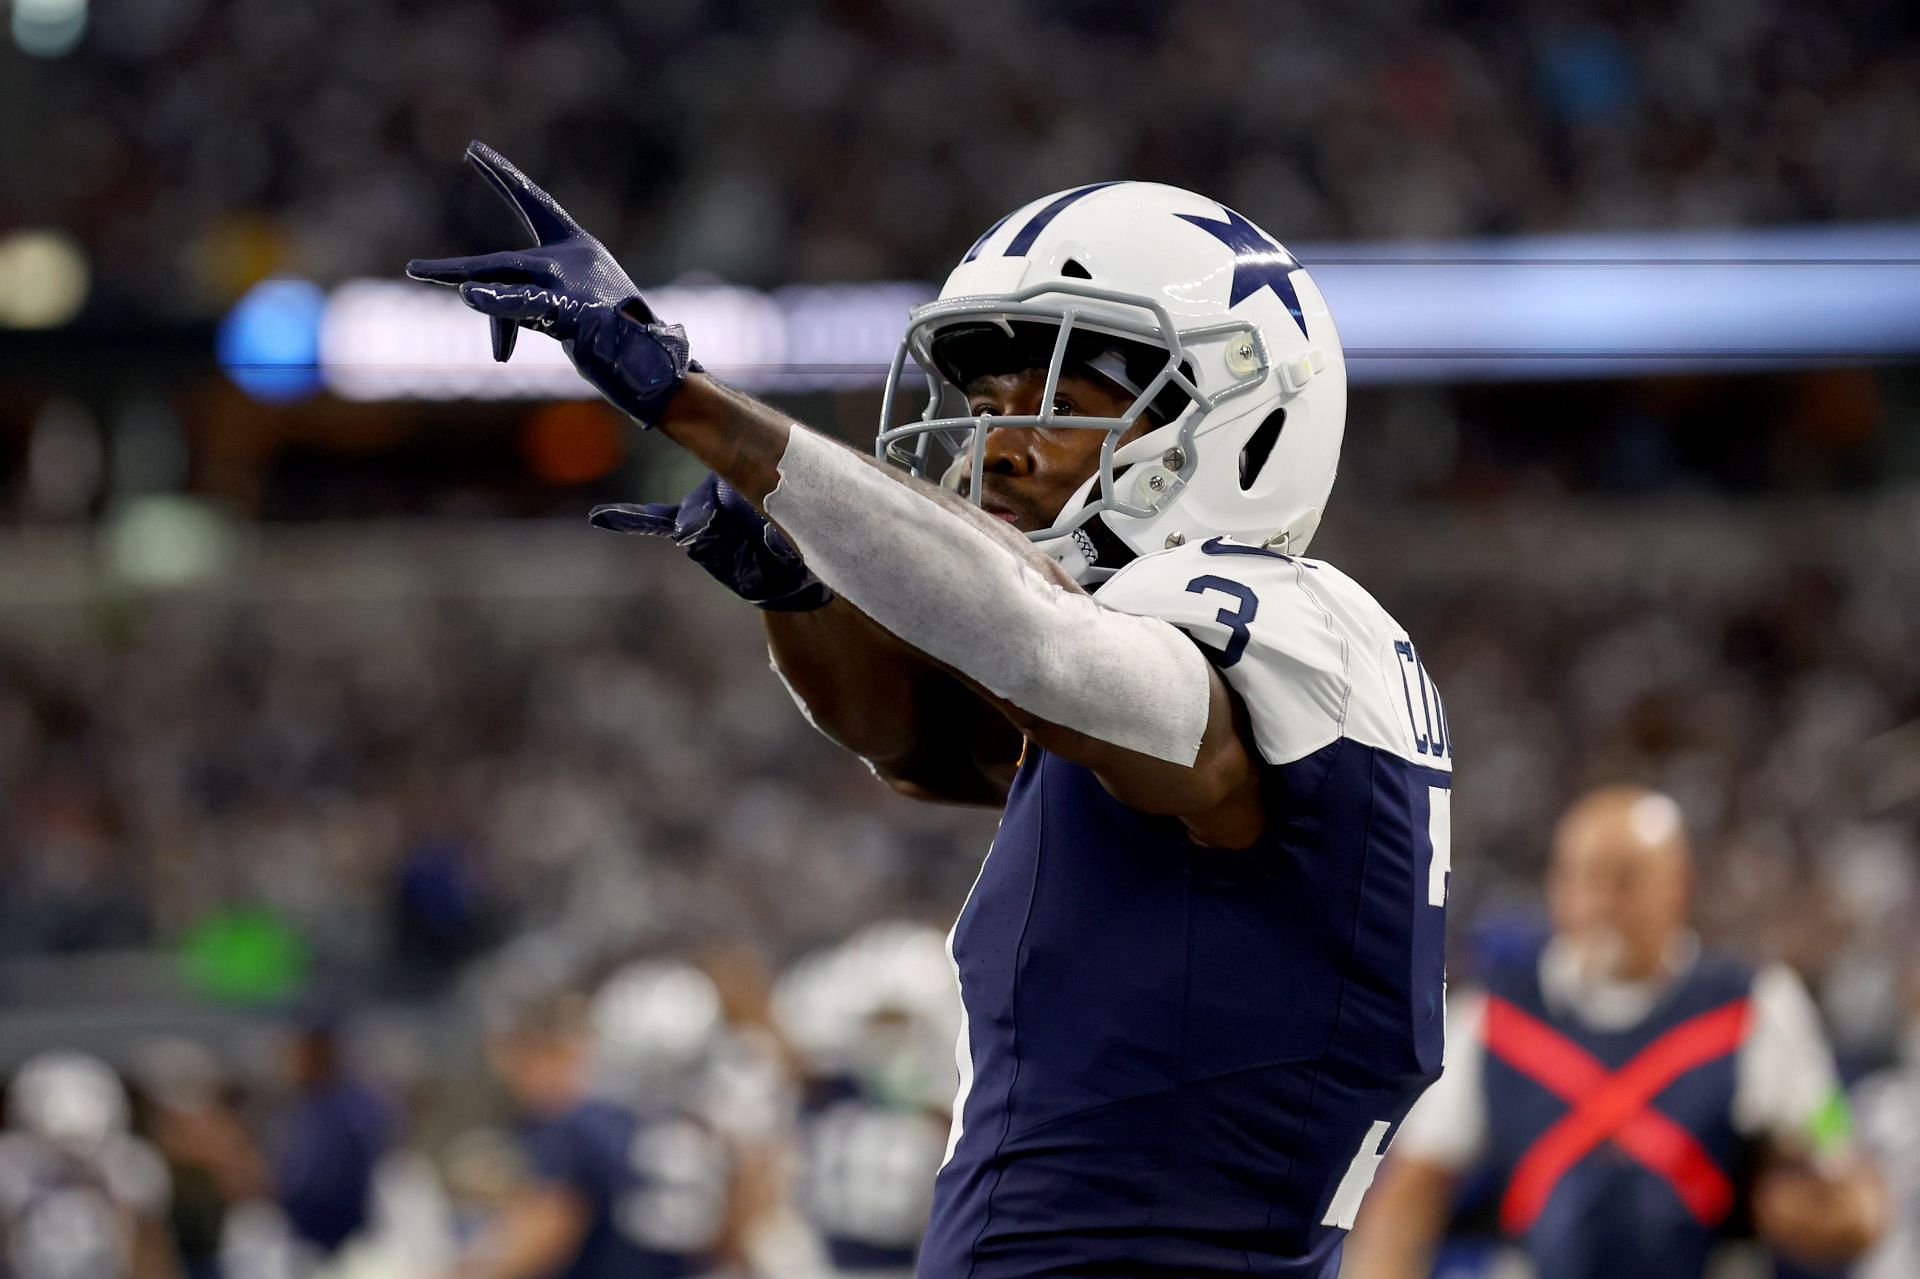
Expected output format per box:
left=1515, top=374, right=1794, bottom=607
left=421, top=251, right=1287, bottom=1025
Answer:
left=2, top=0, right=1919, bottom=1275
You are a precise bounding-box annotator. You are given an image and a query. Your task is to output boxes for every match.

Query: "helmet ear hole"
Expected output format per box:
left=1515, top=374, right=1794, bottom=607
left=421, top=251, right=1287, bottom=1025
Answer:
left=1239, top=409, right=1286, bottom=491
left=1061, top=259, right=1093, bottom=279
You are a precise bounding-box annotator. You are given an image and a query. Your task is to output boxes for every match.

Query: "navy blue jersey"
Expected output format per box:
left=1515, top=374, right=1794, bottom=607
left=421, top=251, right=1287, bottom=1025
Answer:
left=799, top=1077, right=948, bottom=1274
left=920, top=541, right=1453, bottom=1278
left=275, top=1081, right=391, bottom=1254
left=517, top=1099, right=726, bottom=1279
left=1480, top=948, right=1755, bottom=1279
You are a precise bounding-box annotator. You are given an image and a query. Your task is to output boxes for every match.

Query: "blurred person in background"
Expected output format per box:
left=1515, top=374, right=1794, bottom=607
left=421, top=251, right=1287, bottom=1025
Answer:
left=411, top=140, right=1450, bottom=1279
left=773, top=923, right=960, bottom=1279
left=455, top=983, right=728, bottom=1279
left=1343, top=786, right=1885, bottom=1279
left=1851, top=959, right=1920, bottom=1279
left=0, top=1052, right=178, bottom=1279
left=591, top=951, right=794, bottom=1276
left=268, top=1014, right=394, bottom=1267
left=337, top=1026, right=459, bottom=1278
left=442, top=1128, right=529, bottom=1256
left=131, top=1039, right=267, bottom=1279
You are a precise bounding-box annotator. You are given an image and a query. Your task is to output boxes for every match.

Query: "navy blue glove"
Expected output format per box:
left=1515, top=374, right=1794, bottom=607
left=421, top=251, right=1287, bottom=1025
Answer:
left=590, top=473, right=832, bottom=612
left=406, top=141, right=695, bottom=427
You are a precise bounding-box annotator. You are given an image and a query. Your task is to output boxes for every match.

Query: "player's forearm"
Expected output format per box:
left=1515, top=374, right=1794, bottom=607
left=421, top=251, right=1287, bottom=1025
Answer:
left=759, top=426, right=1211, bottom=765
left=658, top=373, right=1061, bottom=569
left=1755, top=1159, right=1889, bottom=1262
left=129, top=1218, right=184, bottom=1279
left=660, top=374, right=1241, bottom=824
left=655, top=377, right=1020, bottom=799
left=764, top=601, right=1018, bottom=804
left=655, top=373, right=796, bottom=503
left=1339, top=1157, right=1455, bottom=1279
left=454, top=1190, right=591, bottom=1279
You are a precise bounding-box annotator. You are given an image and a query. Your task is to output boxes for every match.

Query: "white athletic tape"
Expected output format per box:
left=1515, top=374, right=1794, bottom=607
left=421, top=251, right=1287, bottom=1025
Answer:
left=764, top=428, right=1211, bottom=766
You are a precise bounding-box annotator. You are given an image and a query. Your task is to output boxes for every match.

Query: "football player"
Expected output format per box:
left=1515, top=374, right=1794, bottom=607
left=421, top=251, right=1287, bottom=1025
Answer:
left=456, top=985, right=729, bottom=1279
left=411, top=145, right=1453, bottom=1277
left=588, top=959, right=727, bottom=1115
left=1853, top=961, right=1920, bottom=1279
left=0, top=1052, right=176, bottom=1279
left=774, top=923, right=960, bottom=1278
left=1344, top=787, right=1886, bottom=1279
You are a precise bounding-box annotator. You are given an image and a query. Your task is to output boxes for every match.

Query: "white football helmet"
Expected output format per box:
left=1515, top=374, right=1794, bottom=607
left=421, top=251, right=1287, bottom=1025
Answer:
left=7, top=1052, right=130, bottom=1148
left=772, top=922, right=960, bottom=1108
left=589, top=959, right=723, bottom=1104
left=878, top=181, right=1345, bottom=581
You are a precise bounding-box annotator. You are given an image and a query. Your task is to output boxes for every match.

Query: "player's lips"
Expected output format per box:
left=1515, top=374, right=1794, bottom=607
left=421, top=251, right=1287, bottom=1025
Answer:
left=980, top=500, right=1023, bottom=527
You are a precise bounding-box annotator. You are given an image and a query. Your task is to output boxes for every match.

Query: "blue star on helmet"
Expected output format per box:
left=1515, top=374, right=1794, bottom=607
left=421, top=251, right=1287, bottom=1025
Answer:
left=1175, top=206, right=1307, bottom=334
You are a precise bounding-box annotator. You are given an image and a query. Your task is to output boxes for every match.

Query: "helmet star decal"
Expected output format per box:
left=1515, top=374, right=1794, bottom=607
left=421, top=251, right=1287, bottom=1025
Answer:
left=1175, top=206, right=1308, bottom=334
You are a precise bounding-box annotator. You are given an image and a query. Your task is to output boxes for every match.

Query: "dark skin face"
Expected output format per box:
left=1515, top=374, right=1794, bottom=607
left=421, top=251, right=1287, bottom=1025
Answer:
left=963, top=367, right=1150, bottom=533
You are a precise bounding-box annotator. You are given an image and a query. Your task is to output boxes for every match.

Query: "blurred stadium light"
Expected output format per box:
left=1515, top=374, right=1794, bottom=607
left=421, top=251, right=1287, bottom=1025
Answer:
left=315, top=280, right=925, bottom=401
left=287, top=222, right=1920, bottom=402
left=102, top=495, right=236, bottom=588
left=1320, top=221, right=1920, bottom=382
left=10, top=0, right=86, bottom=57
left=216, top=277, right=327, bottom=401
left=0, top=229, right=89, bottom=328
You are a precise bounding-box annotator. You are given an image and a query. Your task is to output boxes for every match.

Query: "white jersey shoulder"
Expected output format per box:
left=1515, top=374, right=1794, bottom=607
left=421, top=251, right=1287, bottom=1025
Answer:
left=1095, top=537, right=1451, bottom=771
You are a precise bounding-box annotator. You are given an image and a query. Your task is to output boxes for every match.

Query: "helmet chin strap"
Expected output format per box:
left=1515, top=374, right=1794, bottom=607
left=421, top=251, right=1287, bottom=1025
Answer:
left=1029, top=350, right=1184, bottom=584
left=1034, top=470, right=1138, bottom=585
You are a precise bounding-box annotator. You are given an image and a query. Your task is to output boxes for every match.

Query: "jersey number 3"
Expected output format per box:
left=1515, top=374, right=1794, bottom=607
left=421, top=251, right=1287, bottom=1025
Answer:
left=1184, top=575, right=1257, bottom=668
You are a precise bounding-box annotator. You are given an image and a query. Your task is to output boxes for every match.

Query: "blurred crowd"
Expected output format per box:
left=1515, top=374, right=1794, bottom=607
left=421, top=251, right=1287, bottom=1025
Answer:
left=4, top=498, right=1920, bottom=1015
left=9, top=0, right=1920, bottom=312
left=1330, top=496, right=1920, bottom=1070
left=0, top=923, right=964, bottom=1279
left=2, top=493, right=1920, bottom=1274
left=5, top=0, right=1920, bottom=1274
left=0, top=524, right=993, bottom=983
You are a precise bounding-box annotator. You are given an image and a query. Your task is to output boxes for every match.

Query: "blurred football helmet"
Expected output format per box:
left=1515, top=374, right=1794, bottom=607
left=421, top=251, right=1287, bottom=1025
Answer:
left=6, top=1052, right=130, bottom=1148
left=773, top=922, right=960, bottom=1108
left=878, top=182, right=1346, bottom=581
left=589, top=959, right=723, bottom=1104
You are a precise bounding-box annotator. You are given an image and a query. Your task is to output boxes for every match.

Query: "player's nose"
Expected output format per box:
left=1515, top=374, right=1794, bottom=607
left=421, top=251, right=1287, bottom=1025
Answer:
left=982, top=424, right=1035, bottom=476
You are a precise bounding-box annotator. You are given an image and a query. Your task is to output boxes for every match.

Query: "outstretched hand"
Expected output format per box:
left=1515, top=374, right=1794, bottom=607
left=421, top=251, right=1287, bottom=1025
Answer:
left=406, top=141, right=696, bottom=427
left=590, top=472, right=831, bottom=612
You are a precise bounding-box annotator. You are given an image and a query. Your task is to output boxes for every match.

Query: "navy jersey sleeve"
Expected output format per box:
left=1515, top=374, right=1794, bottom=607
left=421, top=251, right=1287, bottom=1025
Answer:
left=520, top=1114, right=592, bottom=1195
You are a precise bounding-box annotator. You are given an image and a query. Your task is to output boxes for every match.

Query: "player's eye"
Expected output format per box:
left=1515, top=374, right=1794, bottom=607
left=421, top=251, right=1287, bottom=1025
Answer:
left=970, top=405, right=997, bottom=419
left=1051, top=397, right=1075, bottom=416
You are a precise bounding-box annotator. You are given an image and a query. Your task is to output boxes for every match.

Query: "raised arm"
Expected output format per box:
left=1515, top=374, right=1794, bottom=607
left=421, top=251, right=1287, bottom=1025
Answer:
left=624, top=376, right=1019, bottom=801
left=651, top=376, right=1259, bottom=847
left=407, top=141, right=1260, bottom=844
left=584, top=451, right=1017, bottom=805
left=762, top=602, right=1021, bottom=804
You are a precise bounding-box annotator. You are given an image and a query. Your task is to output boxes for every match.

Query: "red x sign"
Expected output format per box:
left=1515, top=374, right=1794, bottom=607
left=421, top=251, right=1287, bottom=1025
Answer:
left=1484, top=994, right=1751, bottom=1235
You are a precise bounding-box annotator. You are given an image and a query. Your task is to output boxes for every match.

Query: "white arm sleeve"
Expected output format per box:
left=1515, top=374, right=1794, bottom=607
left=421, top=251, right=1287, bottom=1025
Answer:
left=1731, top=963, right=1846, bottom=1152
left=763, top=428, right=1212, bottom=765
left=1389, top=992, right=1489, bottom=1170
